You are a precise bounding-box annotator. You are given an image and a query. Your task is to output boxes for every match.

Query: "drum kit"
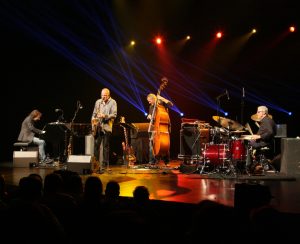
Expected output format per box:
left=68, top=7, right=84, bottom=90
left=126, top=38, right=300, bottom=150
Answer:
left=181, top=115, right=256, bottom=175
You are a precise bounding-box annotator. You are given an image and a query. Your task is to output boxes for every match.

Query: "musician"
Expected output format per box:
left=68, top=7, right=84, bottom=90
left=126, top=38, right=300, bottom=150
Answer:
left=146, top=93, right=172, bottom=165
left=247, top=106, right=276, bottom=171
left=91, top=88, right=117, bottom=172
left=249, top=106, right=276, bottom=150
left=17, top=109, right=49, bottom=163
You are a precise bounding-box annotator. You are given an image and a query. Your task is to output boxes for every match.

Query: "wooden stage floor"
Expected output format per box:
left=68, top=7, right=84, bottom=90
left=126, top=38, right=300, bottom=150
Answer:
left=1, top=159, right=300, bottom=214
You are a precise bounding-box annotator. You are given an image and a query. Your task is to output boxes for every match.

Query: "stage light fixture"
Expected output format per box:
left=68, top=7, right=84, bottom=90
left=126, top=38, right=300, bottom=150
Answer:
left=155, top=37, right=162, bottom=45
left=216, top=32, right=222, bottom=38
left=289, top=26, right=295, bottom=32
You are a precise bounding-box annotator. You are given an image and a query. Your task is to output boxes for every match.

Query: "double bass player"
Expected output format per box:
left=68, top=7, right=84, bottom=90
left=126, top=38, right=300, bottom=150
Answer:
left=146, top=78, right=173, bottom=166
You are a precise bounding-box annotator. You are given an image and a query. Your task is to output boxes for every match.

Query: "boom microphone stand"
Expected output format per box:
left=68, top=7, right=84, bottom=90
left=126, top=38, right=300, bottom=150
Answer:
left=215, top=91, right=226, bottom=167
left=241, top=87, right=245, bottom=126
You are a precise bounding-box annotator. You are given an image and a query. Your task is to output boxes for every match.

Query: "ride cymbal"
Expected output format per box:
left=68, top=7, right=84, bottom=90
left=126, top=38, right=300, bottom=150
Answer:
left=212, top=116, right=244, bottom=131
left=251, top=114, right=273, bottom=122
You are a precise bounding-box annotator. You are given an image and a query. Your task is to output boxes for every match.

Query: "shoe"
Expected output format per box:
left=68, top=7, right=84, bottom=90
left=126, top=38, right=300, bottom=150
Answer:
left=40, top=157, right=53, bottom=164
left=97, top=168, right=105, bottom=174
left=148, top=160, right=157, bottom=165
left=38, top=162, right=46, bottom=166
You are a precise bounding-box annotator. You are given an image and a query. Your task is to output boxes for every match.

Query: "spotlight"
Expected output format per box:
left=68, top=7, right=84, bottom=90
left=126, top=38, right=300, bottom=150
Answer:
left=216, top=32, right=222, bottom=39
left=180, top=112, right=184, bottom=117
left=288, top=112, right=292, bottom=116
left=155, top=36, right=163, bottom=45
left=289, top=26, right=295, bottom=32
left=224, top=112, right=228, bottom=116
left=144, top=112, right=148, bottom=116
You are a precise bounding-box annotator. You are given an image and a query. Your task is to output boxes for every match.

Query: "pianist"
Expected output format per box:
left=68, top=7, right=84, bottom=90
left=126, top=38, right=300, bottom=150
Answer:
left=17, top=109, right=52, bottom=164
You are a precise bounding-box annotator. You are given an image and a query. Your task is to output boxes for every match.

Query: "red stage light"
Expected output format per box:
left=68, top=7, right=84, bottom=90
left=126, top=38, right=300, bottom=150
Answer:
left=216, top=32, right=222, bottom=38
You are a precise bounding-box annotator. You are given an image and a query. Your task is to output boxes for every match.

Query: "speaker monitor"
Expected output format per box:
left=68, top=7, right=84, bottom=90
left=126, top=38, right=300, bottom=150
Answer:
left=234, top=183, right=272, bottom=211
left=280, top=138, right=300, bottom=176
left=13, top=151, right=38, bottom=167
left=179, top=127, right=209, bottom=157
left=67, top=155, right=92, bottom=174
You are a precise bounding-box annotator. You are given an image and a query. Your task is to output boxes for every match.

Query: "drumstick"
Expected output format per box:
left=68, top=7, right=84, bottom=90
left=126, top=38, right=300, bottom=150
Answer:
left=245, top=123, right=254, bottom=135
left=255, top=121, right=260, bottom=128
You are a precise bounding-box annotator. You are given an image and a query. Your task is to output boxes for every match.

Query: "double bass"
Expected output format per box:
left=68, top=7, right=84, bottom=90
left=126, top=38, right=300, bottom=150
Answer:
left=148, top=77, right=171, bottom=158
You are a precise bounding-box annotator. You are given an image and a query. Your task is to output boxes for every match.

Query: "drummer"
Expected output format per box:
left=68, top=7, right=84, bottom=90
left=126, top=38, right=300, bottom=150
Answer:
left=248, top=105, right=276, bottom=157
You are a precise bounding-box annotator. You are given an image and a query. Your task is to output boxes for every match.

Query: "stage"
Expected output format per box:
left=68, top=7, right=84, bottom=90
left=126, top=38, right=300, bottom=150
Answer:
left=1, top=159, right=300, bottom=214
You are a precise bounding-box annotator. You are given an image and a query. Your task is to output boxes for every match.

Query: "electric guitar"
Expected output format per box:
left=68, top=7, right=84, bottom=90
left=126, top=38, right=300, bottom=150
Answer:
left=120, top=116, right=136, bottom=167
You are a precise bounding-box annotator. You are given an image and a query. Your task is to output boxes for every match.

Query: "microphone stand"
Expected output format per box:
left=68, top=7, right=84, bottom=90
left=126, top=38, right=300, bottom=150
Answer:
left=216, top=94, right=222, bottom=170
left=67, top=102, right=81, bottom=158
left=215, top=92, right=229, bottom=173
left=241, top=87, right=245, bottom=126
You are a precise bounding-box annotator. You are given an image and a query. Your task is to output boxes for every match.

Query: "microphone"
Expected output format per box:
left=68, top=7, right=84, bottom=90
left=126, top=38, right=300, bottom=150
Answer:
left=55, top=109, right=62, bottom=112
left=226, top=90, right=230, bottom=100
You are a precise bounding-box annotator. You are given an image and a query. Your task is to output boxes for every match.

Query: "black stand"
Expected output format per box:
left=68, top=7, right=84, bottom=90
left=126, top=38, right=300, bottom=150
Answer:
left=216, top=93, right=225, bottom=167
left=214, top=92, right=236, bottom=176
left=241, top=87, right=245, bottom=126
left=68, top=101, right=82, bottom=156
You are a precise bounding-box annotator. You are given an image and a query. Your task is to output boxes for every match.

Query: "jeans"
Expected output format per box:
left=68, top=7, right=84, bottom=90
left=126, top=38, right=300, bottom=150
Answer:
left=94, top=131, right=111, bottom=168
left=32, top=137, right=46, bottom=161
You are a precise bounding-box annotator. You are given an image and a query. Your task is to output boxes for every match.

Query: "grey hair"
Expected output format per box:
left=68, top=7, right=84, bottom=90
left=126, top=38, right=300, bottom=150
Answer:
left=258, top=106, right=268, bottom=114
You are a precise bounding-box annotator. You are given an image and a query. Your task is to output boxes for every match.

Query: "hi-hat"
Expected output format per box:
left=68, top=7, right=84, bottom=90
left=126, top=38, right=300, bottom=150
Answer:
left=251, top=114, right=273, bottom=122
left=212, top=116, right=244, bottom=131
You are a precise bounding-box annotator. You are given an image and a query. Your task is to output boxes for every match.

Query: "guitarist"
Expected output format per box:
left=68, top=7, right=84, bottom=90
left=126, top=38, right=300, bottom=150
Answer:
left=91, top=88, right=117, bottom=172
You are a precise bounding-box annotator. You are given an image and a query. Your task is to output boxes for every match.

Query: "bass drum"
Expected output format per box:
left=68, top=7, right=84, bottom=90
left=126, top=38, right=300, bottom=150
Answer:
left=202, top=144, right=229, bottom=165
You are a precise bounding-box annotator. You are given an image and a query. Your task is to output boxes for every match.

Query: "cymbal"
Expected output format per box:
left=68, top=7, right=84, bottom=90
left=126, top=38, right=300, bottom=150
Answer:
left=212, top=116, right=244, bottom=131
left=231, top=130, right=246, bottom=133
left=251, top=114, right=273, bottom=122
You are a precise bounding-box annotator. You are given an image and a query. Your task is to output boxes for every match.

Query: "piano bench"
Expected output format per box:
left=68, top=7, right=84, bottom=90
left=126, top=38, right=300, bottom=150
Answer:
left=13, top=142, right=39, bottom=167
left=13, top=142, right=39, bottom=152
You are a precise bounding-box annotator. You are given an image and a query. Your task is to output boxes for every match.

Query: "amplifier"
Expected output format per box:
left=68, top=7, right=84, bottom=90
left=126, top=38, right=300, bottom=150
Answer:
left=280, top=138, right=300, bottom=176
